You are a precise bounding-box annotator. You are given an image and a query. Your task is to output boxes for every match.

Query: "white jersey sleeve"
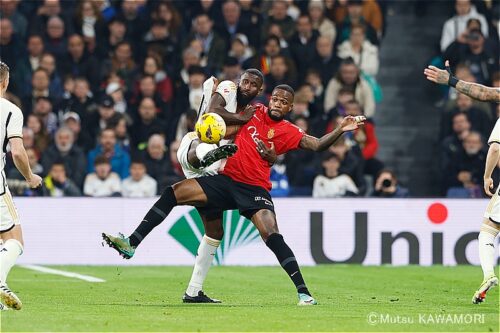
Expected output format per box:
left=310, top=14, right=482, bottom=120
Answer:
left=488, top=119, right=500, bottom=145
left=215, top=80, right=238, bottom=113
left=6, top=102, right=23, bottom=139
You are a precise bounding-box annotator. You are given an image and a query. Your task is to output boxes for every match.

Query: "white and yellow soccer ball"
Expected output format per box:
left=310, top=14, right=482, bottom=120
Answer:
left=195, top=113, right=227, bottom=144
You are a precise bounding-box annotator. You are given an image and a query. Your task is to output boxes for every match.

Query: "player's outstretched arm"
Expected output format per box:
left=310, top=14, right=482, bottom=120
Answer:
left=208, top=94, right=255, bottom=125
left=484, top=142, right=500, bottom=197
left=424, top=60, right=500, bottom=103
left=299, top=116, right=364, bottom=152
left=10, top=137, right=42, bottom=188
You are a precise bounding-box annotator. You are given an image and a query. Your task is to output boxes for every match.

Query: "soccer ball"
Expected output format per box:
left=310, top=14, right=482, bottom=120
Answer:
left=195, top=113, right=226, bottom=144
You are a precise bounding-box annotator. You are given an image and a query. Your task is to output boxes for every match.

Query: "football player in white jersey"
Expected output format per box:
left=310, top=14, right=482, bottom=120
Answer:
left=0, top=62, right=42, bottom=310
left=472, top=118, right=500, bottom=304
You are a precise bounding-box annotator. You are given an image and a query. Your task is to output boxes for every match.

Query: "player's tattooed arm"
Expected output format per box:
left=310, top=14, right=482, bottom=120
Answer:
left=299, top=116, right=364, bottom=152
left=455, top=81, right=500, bottom=103
left=209, top=94, right=255, bottom=125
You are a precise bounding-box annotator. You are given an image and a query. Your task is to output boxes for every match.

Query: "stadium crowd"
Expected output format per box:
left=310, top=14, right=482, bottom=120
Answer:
left=6, top=0, right=487, bottom=199
left=435, top=0, right=499, bottom=198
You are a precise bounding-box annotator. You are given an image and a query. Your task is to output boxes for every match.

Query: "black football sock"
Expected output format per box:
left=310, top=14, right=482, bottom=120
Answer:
left=129, top=187, right=177, bottom=247
left=265, top=233, right=311, bottom=296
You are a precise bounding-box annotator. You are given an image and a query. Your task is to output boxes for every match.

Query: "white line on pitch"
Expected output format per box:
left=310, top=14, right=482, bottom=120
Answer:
left=20, top=265, right=106, bottom=283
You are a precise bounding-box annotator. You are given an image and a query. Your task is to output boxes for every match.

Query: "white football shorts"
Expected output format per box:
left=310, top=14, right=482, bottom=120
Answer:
left=0, top=188, right=20, bottom=232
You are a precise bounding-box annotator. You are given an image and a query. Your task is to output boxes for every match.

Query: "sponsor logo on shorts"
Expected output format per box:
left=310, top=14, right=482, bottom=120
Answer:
left=254, top=196, right=273, bottom=206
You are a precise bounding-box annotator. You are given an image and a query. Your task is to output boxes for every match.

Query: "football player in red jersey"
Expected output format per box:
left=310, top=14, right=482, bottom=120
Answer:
left=103, top=85, right=364, bottom=305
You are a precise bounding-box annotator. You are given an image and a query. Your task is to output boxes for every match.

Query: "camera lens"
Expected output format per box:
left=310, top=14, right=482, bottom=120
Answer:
left=382, top=179, right=392, bottom=188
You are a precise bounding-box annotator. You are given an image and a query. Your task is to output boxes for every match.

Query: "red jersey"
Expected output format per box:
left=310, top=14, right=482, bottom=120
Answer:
left=223, top=104, right=305, bottom=191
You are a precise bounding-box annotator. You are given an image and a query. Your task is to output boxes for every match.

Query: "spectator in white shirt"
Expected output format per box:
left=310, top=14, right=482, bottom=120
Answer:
left=122, top=160, right=157, bottom=198
left=337, top=24, right=379, bottom=77
left=83, top=155, right=121, bottom=197
left=440, top=0, right=488, bottom=52
left=313, top=152, right=359, bottom=198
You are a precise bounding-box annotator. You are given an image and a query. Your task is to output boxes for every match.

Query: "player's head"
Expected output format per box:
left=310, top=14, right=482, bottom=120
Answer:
left=268, top=84, right=294, bottom=121
left=236, top=69, right=263, bottom=107
left=0, top=61, right=10, bottom=94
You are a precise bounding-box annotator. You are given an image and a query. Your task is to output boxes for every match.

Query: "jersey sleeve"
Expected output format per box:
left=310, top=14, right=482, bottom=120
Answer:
left=7, top=106, right=23, bottom=139
left=488, top=119, right=500, bottom=145
left=215, top=80, right=238, bottom=113
left=276, top=122, right=305, bottom=154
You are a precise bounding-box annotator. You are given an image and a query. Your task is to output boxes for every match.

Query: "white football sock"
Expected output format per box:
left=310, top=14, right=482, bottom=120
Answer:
left=478, top=224, right=499, bottom=279
left=0, top=239, right=23, bottom=285
left=186, top=235, right=220, bottom=297
left=195, top=143, right=218, bottom=161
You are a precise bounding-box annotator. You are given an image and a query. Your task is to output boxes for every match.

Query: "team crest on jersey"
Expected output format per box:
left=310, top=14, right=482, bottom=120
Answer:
left=267, top=128, right=275, bottom=139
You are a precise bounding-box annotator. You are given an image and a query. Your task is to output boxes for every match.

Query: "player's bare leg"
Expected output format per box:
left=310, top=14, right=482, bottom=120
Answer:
left=102, top=179, right=209, bottom=258
left=251, top=209, right=317, bottom=305
left=0, top=225, right=24, bottom=310
left=472, top=218, right=499, bottom=304
left=187, top=139, right=237, bottom=169
left=183, top=213, right=224, bottom=303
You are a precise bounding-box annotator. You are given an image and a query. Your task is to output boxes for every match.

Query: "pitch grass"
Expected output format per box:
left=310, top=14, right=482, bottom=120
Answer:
left=0, top=265, right=498, bottom=332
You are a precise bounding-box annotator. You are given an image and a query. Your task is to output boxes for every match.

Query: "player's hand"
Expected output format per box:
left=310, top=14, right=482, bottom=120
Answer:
left=26, top=174, right=42, bottom=188
left=211, top=76, right=219, bottom=93
left=256, top=139, right=276, bottom=165
left=340, top=115, right=365, bottom=132
left=241, top=105, right=256, bottom=122
left=484, top=177, right=495, bottom=197
left=424, top=61, right=450, bottom=85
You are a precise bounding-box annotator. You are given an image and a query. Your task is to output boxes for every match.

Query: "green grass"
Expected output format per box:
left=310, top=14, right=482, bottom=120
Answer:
left=0, top=265, right=498, bottom=332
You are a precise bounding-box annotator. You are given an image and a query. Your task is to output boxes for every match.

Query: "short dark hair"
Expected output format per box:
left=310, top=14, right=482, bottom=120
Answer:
left=94, top=155, right=110, bottom=166
left=243, top=68, right=264, bottom=83
left=273, top=84, right=295, bottom=97
left=131, top=157, right=145, bottom=166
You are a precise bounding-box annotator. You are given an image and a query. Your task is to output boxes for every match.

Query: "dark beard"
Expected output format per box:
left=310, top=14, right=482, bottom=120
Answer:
left=267, top=108, right=284, bottom=121
left=236, top=87, right=254, bottom=108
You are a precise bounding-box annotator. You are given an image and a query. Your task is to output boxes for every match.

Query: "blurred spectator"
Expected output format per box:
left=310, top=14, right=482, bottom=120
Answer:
left=219, top=56, right=242, bottom=83
left=143, top=134, right=180, bottom=194
left=215, top=0, right=252, bottom=50
left=22, top=68, right=52, bottom=113
left=74, top=0, right=105, bottom=53
left=39, top=53, right=64, bottom=97
left=131, top=75, right=172, bottom=124
left=30, top=0, right=74, bottom=36
left=305, top=69, right=326, bottom=115
left=228, top=34, right=254, bottom=66
left=26, top=114, right=50, bottom=154
left=59, top=34, right=100, bottom=91
left=43, top=16, right=68, bottom=59
left=371, top=169, right=409, bottom=198
left=96, top=17, right=127, bottom=59
left=143, top=18, right=178, bottom=69
left=22, top=127, right=35, bottom=150
left=8, top=147, right=43, bottom=181
left=243, top=35, right=281, bottom=74
left=262, top=0, right=295, bottom=40
left=62, top=111, right=94, bottom=153
left=445, top=131, right=486, bottom=197
left=150, top=1, right=182, bottom=49
left=444, top=28, right=498, bottom=85
left=264, top=55, right=296, bottom=93
left=130, top=97, right=167, bottom=150
left=119, top=0, right=147, bottom=42
left=87, top=128, right=130, bottom=179
left=121, top=159, right=157, bottom=198
left=308, top=0, right=336, bottom=42
left=141, top=54, right=174, bottom=103
left=313, top=152, right=359, bottom=198
left=440, top=93, right=492, bottom=140
left=32, top=96, right=58, bottom=135
left=337, top=24, right=379, bottom=77
left=270, top=155, right=290, bottom=197
left=311, top=36, right=340, bottom=86
left=17, top=35, right=45, bottom=95
left=324, top=58, right=375, bottom=118
left=83, top=155, right=122, bottom=197
left=332, top=0, right=383, bottom=39
left=440, top=111, right=471, bottom=193
left=178, top=47, right=201, bottom=85
left=108, top=114, right=130, bottom=152
left=58, top=77, right=97, bottom=125
left=41, top=126, right=87, bottom=187
left=0, top=0, right=28, bottom=40
left=342, top=100, right=384, bottom=179
left=42, top=160, right=82, bottom=197
left=86, top=95, right=116, bottom=140
left=175, top=65, right=206, bottom=118
left=337, top=0, right=379, bottom=46
left=101, top=41, right=137, bottom=92
left=0, top=18, right=22, bottom=79
left=440, top=0, right=488, bottom=52
left=185, top=13, right=226, bottom=74
left=289, top=15, right=319, bottom=83
left=105, top=81, right=127, bottom=114
left=266, top=22, right=289, bottom=50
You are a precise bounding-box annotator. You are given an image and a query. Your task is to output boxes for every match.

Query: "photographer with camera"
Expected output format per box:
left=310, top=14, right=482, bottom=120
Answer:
left=371, top=169, right=409, bottom=198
